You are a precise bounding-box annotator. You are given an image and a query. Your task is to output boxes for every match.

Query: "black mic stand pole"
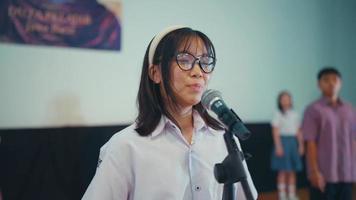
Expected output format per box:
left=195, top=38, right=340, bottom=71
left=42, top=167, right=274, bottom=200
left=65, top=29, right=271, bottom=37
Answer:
left=214, top=110, right=254, bottom=200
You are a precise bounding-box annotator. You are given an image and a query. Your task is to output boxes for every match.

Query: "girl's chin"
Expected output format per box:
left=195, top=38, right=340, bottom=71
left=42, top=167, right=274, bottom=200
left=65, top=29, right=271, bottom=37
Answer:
left=184, top=98, right=202, bottom=107
left=175, top=94, right=203, bottom=108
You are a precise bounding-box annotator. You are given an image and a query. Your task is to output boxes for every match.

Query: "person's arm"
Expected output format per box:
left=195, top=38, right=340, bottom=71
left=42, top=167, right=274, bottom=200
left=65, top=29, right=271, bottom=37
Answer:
left=272, top=127, right=283, bottom=157
left=82, top=137, right=132, bottom=200
left=301, top=105, right=325, bottom=191
left=306, top=140, right=325, bottom=192
left=296, top=128, right=304, bottom=155
left=353, top=107, right=356, bottom=143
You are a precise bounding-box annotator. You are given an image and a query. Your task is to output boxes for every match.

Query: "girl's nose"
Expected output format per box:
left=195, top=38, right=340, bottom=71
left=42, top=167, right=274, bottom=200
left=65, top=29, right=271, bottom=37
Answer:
left=190, top=61, right=203, bottom=78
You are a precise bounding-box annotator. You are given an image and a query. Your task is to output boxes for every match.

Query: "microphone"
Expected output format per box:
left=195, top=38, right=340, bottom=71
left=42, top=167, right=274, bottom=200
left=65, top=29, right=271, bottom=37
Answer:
left=201, top=89, right=251, bottom=140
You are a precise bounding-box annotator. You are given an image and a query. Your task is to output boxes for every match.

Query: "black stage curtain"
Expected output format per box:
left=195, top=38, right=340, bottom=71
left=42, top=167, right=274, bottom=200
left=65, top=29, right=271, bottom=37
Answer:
left=0, top=123, right=308, bottom=200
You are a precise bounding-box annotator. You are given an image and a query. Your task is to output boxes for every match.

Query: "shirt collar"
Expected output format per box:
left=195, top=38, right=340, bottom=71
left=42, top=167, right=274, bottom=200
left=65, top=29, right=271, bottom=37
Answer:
left=192, top=109, right=207, bottom=132
left=150, top=110, right=214, bottom=139
left=193, top=110, right=220, bottom=136
left=150, top=115, right=169, bottom=139
left=320, top=96, right=344, bottom=106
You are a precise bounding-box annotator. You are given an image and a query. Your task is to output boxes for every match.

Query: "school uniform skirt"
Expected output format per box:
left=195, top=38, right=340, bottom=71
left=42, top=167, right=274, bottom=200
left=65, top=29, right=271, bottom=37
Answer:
left=271, top=135, right=302, bottom=171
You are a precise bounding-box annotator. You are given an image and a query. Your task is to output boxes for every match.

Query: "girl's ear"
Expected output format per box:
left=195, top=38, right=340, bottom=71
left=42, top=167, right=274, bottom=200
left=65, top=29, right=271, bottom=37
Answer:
left=148, top=64, right=162, bottom=84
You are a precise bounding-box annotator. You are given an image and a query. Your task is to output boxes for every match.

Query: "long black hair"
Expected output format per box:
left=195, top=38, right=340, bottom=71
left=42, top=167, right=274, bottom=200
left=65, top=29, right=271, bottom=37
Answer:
left=135, top=28, right=224, bottom=136
left=277, top=90, right=292, bottom=114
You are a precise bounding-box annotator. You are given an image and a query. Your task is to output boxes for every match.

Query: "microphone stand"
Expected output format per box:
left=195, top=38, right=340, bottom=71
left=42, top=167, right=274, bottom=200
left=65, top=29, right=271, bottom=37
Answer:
left=214, top=110, right=254, bottom=200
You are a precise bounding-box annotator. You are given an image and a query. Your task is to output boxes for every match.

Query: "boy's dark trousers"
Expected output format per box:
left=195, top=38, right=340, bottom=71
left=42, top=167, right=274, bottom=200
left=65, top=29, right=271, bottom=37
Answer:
left=309, top=182, right=353, bottom=200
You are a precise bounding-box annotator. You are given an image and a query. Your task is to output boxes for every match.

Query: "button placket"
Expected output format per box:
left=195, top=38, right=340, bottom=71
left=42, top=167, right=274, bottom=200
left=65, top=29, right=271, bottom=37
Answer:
left=187, top=147, right=194, bottom=197
left=188, top=147, right=203, bottom=199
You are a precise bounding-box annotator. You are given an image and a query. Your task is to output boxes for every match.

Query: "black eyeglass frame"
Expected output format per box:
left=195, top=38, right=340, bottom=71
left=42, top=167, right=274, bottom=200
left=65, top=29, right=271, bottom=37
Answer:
left=175, top=52, right=216, bottom=74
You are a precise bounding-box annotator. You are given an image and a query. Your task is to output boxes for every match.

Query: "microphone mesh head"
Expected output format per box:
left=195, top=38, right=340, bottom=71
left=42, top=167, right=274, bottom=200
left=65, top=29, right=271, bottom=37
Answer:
left=201, top=89, right=222, bottom=110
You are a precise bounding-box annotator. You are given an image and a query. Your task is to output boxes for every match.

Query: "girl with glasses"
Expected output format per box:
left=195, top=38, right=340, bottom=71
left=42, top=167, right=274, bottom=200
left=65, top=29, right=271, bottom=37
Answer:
left=82, top=26, right=257, bottom=200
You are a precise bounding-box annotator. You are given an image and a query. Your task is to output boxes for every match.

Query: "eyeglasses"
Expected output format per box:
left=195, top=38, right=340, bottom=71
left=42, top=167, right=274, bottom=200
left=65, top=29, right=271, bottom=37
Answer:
left=176, top=52, right=216, bottom=73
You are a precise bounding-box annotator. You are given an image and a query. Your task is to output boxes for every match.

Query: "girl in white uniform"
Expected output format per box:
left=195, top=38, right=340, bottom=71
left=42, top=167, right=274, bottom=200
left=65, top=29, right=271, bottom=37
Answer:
left=82, top=26, right=257, bottom=200
left=271, top=91, right=304, bottom=200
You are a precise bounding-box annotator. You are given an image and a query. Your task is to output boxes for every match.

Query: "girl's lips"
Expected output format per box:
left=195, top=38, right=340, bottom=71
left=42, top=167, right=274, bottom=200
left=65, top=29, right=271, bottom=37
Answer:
left=187, top=83, right=204, bottom=92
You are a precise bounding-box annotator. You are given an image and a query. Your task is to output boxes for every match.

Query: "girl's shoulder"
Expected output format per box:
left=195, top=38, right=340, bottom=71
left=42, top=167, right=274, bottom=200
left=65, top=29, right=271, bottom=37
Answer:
left=99, top=123, right=142, bottom=155
left=273, top=110, right=282, bottom=116
left=272, top=110, right=283, bottom=119
left=109, top=123, right=139, bottom=141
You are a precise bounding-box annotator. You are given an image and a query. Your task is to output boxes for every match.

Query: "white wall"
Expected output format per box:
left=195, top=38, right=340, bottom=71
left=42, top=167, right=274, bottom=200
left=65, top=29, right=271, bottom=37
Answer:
left=0, top=0, right=355, bottom=128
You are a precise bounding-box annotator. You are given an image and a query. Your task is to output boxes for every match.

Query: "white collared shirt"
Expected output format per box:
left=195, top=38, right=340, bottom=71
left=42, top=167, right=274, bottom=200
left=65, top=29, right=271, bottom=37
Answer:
left=82, top=111, right=258, bottom=200
left=271, top=109, right=300, bottom=136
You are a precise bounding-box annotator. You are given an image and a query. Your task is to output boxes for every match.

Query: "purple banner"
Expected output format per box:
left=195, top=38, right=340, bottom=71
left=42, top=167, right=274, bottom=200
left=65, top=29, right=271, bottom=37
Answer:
left=0, top=0, right=121, bottom=50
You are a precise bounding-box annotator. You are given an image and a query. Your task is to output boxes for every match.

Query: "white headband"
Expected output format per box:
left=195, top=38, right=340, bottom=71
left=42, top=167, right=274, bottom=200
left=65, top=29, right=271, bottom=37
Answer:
left=148, top=25, right=188, bottom=66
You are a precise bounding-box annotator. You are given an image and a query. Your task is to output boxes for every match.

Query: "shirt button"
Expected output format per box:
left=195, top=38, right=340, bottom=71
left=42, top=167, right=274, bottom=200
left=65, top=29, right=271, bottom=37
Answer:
left=194, top=185, right=201, bottom=191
